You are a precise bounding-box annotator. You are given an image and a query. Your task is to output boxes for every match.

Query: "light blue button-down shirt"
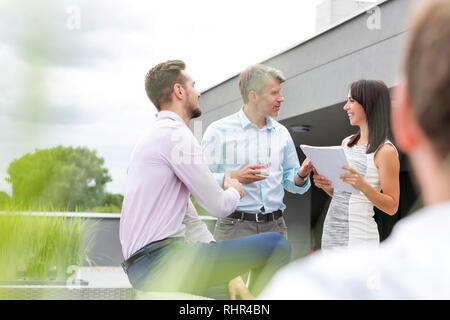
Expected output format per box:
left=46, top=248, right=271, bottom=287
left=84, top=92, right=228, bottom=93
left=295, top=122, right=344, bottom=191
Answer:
left=201, top=108, right=310, bottom=214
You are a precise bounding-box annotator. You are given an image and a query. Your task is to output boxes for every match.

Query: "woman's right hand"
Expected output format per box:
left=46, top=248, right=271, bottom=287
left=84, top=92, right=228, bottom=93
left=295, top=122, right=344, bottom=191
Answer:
left=312, top=168, right=333, bottom=196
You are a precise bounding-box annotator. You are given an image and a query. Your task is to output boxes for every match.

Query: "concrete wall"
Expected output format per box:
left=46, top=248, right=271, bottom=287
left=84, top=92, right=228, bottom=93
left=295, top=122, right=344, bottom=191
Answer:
left=316, top=0, right=376, bottom=33
left=83, top=216, right=123, bottom=266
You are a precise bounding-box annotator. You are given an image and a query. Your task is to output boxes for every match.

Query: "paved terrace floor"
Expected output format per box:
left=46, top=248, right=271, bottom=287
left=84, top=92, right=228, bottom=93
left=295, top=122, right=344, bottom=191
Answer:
left=0, top=267, right=214, bottom=300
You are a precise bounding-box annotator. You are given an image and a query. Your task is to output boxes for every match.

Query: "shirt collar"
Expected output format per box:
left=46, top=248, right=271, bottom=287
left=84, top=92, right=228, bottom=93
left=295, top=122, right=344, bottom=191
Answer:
left=238, top=107, right=275, bottom=131
left=156, top=110, right=185, bottom=125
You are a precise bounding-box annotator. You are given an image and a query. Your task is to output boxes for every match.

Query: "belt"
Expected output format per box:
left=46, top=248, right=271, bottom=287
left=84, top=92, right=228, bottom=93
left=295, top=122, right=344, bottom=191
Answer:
left=228, top=210, right=283, bottom=222
left=121, top=237, right=183, bottom=274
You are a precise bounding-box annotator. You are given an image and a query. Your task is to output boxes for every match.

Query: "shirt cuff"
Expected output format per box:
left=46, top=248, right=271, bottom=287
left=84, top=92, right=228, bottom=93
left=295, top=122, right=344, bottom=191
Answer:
left=227, top=187, right=241, bottom=200
left=292, top=176, right=311, bottom=194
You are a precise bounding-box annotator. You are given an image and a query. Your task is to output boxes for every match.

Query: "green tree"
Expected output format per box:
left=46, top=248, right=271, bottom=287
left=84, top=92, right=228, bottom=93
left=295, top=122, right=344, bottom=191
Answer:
left=90, top=192, right=124, bottom=213
left=6, top=146, right=112, bottom=211
left=0, top=191, right=11, bottom=209
left=103, top=192, right=124, bottom=208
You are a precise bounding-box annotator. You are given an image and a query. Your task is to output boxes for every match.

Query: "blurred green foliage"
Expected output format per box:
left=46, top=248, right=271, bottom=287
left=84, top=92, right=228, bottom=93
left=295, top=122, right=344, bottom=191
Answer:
left=0, top=192, right=11, bottom=210
left=0, top=212, right=92, bottom=280
left=5, top=146, right=122, bottom=212
left=89, top=193, right=124, bottom=213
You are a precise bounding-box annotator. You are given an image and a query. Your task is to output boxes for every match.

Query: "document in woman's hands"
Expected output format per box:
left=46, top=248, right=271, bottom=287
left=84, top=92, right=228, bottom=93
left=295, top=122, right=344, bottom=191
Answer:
left=300, top=145, right=359, bottom=194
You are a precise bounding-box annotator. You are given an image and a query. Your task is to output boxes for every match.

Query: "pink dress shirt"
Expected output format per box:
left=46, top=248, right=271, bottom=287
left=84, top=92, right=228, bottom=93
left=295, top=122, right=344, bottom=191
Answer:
left=120, top=111, right=240, bottom=259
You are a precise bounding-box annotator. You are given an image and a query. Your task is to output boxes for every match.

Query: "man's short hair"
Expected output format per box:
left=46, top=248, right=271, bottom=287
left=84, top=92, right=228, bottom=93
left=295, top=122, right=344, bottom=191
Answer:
left=145, top=60, right=187, bottom=110
left=238, top=64, right=286, bottom=104
left=404, top=0, right=450, bottom=160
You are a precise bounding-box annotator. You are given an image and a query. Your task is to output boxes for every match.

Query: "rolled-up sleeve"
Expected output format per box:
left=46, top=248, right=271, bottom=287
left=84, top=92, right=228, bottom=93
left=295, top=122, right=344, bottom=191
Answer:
left=283, top=168, right=311, bottom=194
left=282, top=130, right=311, bottom=195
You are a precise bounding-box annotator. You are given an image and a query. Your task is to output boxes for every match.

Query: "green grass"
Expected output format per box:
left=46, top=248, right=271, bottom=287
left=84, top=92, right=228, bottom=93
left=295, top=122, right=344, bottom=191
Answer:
left=0, top=208, right=93, bottom=281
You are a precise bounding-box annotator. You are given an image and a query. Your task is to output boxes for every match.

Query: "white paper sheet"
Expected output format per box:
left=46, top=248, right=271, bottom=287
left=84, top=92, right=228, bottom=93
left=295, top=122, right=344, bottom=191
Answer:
left=300, top=144, right=359, bottom=194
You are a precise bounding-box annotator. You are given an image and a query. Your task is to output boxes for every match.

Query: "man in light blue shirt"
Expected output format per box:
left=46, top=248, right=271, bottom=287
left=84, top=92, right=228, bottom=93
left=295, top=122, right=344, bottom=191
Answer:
left=202, top=64, right=313, bottom=242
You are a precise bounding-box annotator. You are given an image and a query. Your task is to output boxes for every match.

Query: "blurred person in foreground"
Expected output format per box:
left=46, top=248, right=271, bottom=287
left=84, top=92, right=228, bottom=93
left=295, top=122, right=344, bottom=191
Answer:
left=260, top=0, right=450, bottom=299
left=119, top=60, right=291, bottom=299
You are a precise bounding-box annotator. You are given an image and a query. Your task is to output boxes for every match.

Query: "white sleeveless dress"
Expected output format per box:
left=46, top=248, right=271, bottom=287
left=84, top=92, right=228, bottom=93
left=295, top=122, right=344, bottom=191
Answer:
left=321, top=137, right=398, bottom=251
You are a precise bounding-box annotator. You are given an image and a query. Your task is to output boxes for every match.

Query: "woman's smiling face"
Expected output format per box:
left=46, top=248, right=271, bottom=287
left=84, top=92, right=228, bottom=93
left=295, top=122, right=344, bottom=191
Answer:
left=343, top=91, right=366, bottom=126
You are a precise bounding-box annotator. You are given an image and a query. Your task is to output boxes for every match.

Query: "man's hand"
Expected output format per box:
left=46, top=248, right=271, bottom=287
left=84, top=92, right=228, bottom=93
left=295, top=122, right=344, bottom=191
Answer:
left=223, top=171, right=245, bottom=198
left=228, top=276, right=255, bottom=300
left=294, top=158, right=313, bottom=186
left=230, top=164, right=269, bottom=184
left=298, top=158, right=313, bottom=178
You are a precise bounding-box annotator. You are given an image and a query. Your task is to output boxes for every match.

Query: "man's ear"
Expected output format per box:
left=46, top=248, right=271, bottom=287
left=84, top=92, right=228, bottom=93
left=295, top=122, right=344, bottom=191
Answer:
left=248, top=90, right=257, bottom=104
left=173, top=83, right=184, bottom=101
left=391, top=80, right=424, bottom=153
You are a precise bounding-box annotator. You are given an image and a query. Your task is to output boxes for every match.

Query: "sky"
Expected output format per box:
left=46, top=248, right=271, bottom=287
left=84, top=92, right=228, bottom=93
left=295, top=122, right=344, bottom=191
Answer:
left=0, top=0, right=371, bottom=196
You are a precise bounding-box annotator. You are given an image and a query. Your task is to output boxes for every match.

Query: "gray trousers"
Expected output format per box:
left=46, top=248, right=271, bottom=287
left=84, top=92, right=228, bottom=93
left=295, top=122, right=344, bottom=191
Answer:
left=213, top=215, right=289, bottom=290
left=213, top=216, right=288, bottom=241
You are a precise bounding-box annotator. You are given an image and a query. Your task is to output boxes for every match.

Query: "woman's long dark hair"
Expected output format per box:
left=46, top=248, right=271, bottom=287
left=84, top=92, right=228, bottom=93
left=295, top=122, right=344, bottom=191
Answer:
left=347, top=79, right=392, bottom=154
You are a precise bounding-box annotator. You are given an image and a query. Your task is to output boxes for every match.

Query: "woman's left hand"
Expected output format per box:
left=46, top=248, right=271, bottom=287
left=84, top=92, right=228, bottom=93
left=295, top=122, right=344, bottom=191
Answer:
left=340, top=166, right=369, bottom=192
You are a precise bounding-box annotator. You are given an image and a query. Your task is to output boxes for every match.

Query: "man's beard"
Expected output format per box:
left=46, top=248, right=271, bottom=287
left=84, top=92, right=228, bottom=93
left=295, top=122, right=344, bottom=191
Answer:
left=186, top=99, right=202, bottom=119
left=190, top=106, right=202, bottom=119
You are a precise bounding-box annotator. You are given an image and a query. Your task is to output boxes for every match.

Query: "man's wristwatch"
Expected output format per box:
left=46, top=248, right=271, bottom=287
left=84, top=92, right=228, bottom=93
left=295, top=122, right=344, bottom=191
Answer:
left=297, top=172, right=309, bottom=181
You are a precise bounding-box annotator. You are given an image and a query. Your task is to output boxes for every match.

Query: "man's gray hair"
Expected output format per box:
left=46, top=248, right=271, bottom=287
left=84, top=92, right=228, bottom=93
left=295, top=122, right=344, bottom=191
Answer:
left=238, top=64, right=286, bottom=104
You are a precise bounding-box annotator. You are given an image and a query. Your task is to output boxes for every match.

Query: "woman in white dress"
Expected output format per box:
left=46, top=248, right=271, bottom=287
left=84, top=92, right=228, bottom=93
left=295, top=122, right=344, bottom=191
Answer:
left=313, top=79, right=400, bottom=251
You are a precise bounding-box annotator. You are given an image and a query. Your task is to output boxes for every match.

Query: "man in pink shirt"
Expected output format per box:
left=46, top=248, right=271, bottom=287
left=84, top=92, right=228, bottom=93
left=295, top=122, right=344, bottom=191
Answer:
left=119, top=60, right=291, bottom=298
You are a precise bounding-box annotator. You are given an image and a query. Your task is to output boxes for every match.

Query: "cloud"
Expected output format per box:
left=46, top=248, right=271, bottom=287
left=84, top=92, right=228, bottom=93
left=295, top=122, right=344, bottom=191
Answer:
left=0, top=0, right=155, bottom=69
left=2, top=104, right=98, bottom=125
